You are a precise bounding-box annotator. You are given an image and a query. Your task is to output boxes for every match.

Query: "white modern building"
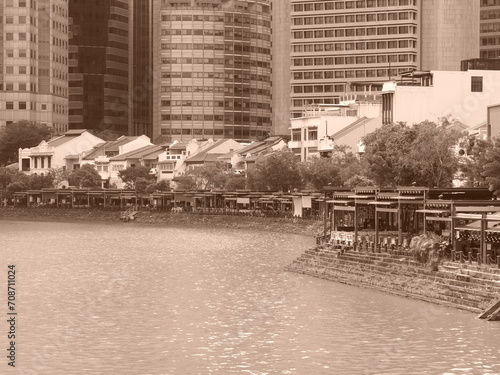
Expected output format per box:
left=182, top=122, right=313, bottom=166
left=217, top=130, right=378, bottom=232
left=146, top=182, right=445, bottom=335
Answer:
left=382, top=68, right=500, bottom=132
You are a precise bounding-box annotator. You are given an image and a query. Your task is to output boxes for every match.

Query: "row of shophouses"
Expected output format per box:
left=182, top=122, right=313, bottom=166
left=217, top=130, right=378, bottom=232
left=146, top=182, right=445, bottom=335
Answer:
left=17, top=61, right=500, bottom=189
left=10, top=185, right=500, bottom=264
left=18, top=130, right=287, bottom=188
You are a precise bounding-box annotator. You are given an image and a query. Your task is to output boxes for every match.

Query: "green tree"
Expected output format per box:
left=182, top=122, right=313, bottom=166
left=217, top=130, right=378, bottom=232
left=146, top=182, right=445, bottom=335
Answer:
left=0, top=121, right=53, bottom=166
left=361, top=121, right=461, bottom=187
left=331, top=145, right=363, bottom=184
left=300, top=156, right=341, bottom=190
left=344, top=174, right=376, bottom=188
left=186, top=162, right=228, bottom=190
left=361, top=122, right=416, bottom=187
left=459, top=136, right=492, bottom=187
left=404, top=121, right=462, bottom=187
left=0, top=167, right=16, bottom=190
left=145, top=179, right=171, bottom=193
left=173, top=174, right=197, bottom=190
left=68, top=165, right=102, bottom=188
left=247, top=149, right=303, bottom=191
left=224, top=173, right=246, bottom=191
left=483, top=137, right=500, bottom=196
left=118, top=166, right=155, bottom=189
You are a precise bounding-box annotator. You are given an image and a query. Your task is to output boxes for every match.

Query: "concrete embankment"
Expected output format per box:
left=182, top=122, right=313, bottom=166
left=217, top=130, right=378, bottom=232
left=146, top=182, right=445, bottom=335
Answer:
left=286, top=244, right=500, bottom=314
left=0, top=207, right=323, bottom=237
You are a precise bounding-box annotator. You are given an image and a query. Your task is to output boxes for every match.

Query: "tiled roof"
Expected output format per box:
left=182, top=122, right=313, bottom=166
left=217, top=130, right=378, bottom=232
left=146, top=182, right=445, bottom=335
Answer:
left=185, top=139, right=227, bottom=163
left=46, top=129, right=88, bottom=147
left=169, top=142, right=187, bottom=150
left=109, top=145, right=164, bottom=161
left=82, top=137, right=140, bottom=160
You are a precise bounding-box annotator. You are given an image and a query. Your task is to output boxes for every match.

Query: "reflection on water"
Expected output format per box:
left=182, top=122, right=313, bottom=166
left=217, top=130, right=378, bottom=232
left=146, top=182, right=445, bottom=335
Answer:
left=1, top=220, right=500, bottom=375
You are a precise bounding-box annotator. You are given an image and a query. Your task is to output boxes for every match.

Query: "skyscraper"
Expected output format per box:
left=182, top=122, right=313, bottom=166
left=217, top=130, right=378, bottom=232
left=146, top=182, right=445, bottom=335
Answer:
left=287, top=0, right=479, bottom=119
left=68, top=0, right=130, bottom=135
left=152, top=0, right=272, bottom=142
left=480, top=0, right=500, bottom=59
left=130, top=0, right=154, bottom=139
left=0, top=0, right=69, bottom=133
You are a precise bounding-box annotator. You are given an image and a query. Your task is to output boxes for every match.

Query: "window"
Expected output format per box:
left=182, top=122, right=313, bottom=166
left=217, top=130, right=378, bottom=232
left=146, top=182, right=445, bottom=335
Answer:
left=471, top=76, right=483, bottom=92
left=19, top=102, right=26, bottom=109
left=6, top=102, right=14, bottom=109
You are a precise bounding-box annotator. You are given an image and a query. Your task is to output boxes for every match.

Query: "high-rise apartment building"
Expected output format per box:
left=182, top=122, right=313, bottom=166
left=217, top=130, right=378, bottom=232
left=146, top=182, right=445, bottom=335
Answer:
left=288, top=0, right=479, bottom=119
left=0, top=0, right=69, bottom=133
left=152, top=0, right=272, bottom=142
left=68, top=0, right=130, bottom=135
left=480, top=0, right=500, bottom=59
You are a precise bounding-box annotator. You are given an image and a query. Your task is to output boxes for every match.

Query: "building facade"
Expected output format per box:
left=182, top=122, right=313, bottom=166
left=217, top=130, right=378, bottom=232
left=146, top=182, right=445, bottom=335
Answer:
left=152, top=0, right=272, bottom=143
left=0, top=0, right=69, bottom=132
left=382, top=69, right=500, bottom=130
left=68, top=0, right=130, bottom=135
left=130, top=0, right=154, bottom=139
left=288, top=0, right=479, bottom=119
left=480, top=0, right=500, bottom=59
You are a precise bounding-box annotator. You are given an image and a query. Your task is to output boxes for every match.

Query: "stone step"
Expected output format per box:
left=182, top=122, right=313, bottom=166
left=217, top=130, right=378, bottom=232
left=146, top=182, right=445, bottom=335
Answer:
left=442, top=261, right=500, bottom=275
left=297, top=260, right=484, bottom=311
left=324, top=254, right=500, bottom=295
left=340, top=252, right=500, bottom=290
left=291, top=252, right=500, bottom=312
left=457, top=268, right=500, bottom=281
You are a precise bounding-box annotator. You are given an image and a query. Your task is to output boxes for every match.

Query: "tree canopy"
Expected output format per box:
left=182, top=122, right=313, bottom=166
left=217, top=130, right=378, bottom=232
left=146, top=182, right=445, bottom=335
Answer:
left=482, top=137, right=500, bottom=196
left=0, top=121, right=53, bottom=166
left=118, top=166, right=155, bottom=189
left=68, top=165, right=102, bottom=188
left=247, top=149, right=303, bottom=191
left=361, top=121, right=462, bottom=187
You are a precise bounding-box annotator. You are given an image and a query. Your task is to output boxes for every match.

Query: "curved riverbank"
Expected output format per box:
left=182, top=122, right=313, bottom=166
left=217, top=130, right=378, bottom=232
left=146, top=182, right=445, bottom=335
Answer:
left=287, top=244, right=500, bottom=314
left=0, top=207, right=323, bottom=237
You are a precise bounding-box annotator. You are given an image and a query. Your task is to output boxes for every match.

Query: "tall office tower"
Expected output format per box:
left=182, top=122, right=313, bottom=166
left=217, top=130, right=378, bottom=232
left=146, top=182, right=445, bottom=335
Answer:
left=0, top=0, right=69, bottom=133
left=68, top=0, right=130, bottom=135
left=289, top=0, right=480, bottom=119
left=480, top=0, right=500, bottom=59
left=420, top=1, right=479, bottom=71
left=152, top=0, right=272, bottom=142
left=271, top=0, right=292, bottom=136
left=130, top=0, right=153, bottom=139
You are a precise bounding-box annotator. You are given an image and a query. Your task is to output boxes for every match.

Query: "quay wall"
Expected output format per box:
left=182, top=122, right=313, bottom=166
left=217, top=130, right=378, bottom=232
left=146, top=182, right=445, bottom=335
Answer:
left=0, top=207, right=323, bottom=237
left=287, top=242, right=500, bottom=314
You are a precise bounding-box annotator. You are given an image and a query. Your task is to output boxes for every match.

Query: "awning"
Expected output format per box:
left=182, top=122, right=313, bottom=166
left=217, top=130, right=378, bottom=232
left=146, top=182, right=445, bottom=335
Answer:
left=237, top=197, right=250, bottom=204
left=368, top=201, right=394, bottom=205
left=416, top=209, right=451, bottom=214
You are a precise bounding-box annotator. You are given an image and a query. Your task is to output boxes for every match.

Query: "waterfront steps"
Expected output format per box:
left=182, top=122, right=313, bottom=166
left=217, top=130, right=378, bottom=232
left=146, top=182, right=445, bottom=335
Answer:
left=287, top=246, right=500, bottom=313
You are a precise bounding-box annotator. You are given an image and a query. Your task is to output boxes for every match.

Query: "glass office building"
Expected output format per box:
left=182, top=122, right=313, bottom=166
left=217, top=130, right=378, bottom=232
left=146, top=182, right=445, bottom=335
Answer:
left=153, top=0, right=272, bottom=142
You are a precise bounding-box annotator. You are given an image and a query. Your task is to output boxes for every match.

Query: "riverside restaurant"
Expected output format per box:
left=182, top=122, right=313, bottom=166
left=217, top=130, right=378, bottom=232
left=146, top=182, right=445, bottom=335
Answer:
left=323, top=186, right=500, bottom=266
left=8, top=186, right=500, bottom=264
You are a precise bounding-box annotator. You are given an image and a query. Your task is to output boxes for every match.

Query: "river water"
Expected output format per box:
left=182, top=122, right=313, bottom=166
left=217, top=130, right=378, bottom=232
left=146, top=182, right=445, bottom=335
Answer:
left=0, top=220, right=499, bottom=375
